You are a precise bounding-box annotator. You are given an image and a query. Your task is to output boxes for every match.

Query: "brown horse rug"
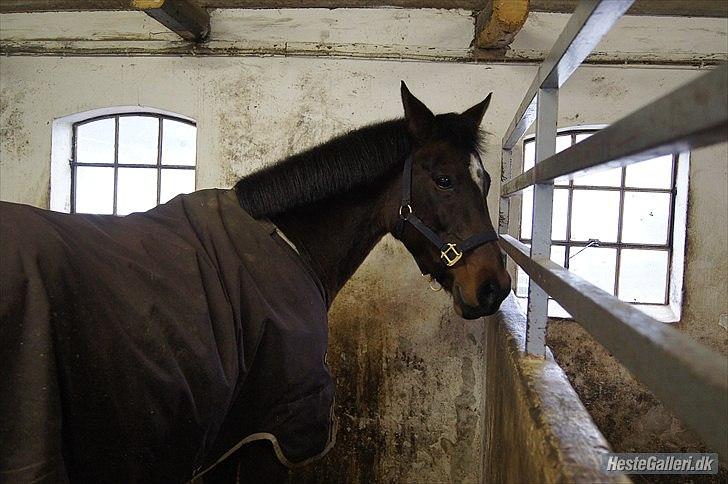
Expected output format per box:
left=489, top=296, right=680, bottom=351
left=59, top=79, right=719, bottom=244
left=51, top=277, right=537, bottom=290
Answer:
left=0, top=189, right=335, bottom=482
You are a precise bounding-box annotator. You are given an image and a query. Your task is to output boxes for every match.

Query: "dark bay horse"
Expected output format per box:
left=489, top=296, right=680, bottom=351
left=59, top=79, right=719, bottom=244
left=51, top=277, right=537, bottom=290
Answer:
left=0, top=83, right=510, bottom=483
left=237, top=82, right=510, bottom=318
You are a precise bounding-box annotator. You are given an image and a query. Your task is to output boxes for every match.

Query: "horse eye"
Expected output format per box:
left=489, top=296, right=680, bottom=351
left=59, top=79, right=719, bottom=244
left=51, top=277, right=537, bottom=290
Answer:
left=435, top=175, right=453, bottom=190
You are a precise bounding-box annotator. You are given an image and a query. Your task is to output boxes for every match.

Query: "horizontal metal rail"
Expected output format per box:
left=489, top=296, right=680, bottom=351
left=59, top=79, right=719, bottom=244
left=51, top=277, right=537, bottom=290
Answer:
left=502, top=64, right=728, bottom=197
left=499, top=234, right=728, bottom=457
left=501, top=0, right=634, bottom=150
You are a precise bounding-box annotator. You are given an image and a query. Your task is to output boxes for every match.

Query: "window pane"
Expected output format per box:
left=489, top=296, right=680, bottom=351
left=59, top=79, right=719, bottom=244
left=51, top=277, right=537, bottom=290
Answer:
left=556, top=134, right=571, bottom=153
left=618, top=249, right=668, bottom=303
left=568, top=246, right=617, bottom=294
left=625, top=155, right=673, bottom=189
left=117, top=168, right=157, bottom=215
left=520, top=187, right=533, bottom=239
left=549, top=300, right=571, bottom=318
left=162, top=119, right=196, bottom=166
left=118, top=116, right=159, bottom=165
left=524, top=141, right=535, bottom=171
left=552, top=188, right=569, bottom=240
left=516, top=266, right=529, bottom=297
left=75, top=166, right=114, bottom=214
left=515, top=245, right=563, bottom=297
left=160, top=169, right=195, bottom=204
left=622, top=192, right=671, bottom=244
left=570, top=190, right=620, bottom=242
left=554, top=136, right=571, bottom=186
left=572, top=133, right=622, bottom=187
left=76, top=119, right=115, bottom=164
left=551, top=245, right=566, bottom=267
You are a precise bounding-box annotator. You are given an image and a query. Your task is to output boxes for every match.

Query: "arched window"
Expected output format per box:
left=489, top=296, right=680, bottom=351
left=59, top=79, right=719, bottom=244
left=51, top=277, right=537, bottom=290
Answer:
left=72, top=113, right=196, bottom=215
left=51, top=108, right=197, bottom=215
left=516, top=126, right=688, bottom=322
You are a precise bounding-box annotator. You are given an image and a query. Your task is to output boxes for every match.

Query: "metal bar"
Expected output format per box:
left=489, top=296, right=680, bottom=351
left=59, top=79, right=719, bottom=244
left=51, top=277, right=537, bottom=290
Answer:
left=113, top=116, right=119, bottom=216
left=502, top=64, right=728, bottom=197
left=500, top=234, right=728, bottom=457
left=498, top=149, right=513, bottom=234
left=156, top=115, right=163, bottom=205
left=501, top=0, right=634, bottom=150
left=519, top=240, right=671, bottom=251
left=69, top=163, right=194, bottom=170
left=525, top=87, right=558, bottom=356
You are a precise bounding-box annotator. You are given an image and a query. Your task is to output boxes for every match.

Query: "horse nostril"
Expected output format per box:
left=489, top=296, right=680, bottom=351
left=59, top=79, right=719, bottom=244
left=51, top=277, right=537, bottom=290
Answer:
left=477, top=281, right=499, bottom=308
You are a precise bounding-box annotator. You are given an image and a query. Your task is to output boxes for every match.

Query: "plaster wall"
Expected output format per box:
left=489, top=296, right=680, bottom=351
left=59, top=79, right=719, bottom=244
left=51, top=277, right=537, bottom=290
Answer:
left=0, top=27, right=726, bottom=482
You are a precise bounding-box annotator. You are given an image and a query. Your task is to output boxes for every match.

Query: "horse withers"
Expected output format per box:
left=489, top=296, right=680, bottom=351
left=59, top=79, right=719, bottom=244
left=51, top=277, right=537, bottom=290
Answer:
left=0, top=83, right=510, bottom=483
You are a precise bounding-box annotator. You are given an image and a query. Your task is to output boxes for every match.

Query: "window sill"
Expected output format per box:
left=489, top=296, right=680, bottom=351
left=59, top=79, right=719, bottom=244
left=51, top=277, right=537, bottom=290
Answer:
left=514, top=296, right=679, bottom=324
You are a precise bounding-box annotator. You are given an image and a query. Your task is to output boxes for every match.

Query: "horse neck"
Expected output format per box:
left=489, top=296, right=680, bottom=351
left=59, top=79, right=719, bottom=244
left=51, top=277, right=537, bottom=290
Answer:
left=271, top=171, right=401, bottom=306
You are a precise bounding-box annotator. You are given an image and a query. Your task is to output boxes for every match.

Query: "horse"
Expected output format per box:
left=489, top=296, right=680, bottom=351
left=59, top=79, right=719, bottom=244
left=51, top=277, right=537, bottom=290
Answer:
left=0, top=82, right=511, bottom=483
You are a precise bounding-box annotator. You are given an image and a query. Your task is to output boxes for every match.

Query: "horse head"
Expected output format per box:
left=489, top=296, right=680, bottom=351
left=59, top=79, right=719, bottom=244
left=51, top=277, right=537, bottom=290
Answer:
left=394, top=82, right=511, bottom=318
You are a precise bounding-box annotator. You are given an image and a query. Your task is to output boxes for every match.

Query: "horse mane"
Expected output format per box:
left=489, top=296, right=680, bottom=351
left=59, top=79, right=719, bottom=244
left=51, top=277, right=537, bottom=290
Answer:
left=234, top=114, right=483, bottom=218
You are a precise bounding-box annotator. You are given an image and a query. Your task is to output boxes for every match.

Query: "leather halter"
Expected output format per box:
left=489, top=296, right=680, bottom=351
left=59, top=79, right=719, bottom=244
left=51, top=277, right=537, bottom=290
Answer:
left=393, top=154, right=499, bottom=269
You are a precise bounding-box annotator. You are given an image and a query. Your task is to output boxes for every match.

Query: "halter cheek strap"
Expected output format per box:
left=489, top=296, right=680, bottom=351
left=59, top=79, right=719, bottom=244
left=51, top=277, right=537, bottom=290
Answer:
left=394, top=155, right=499, bottom=268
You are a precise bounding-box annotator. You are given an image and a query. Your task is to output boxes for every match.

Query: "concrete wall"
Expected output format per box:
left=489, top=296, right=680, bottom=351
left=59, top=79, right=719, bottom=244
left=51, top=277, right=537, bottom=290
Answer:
left=1, top=9, right=726, bottom=483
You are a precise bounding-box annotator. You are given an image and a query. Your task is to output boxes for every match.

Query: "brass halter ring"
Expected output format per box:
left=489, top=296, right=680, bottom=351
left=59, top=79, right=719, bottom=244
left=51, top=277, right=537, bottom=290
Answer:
left=421, top=273, right=443, bottom=292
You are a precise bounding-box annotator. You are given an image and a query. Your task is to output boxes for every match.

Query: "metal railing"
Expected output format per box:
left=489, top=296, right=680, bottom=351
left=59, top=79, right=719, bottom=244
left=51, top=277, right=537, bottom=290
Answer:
left=497, top=0, right=728, bottom=457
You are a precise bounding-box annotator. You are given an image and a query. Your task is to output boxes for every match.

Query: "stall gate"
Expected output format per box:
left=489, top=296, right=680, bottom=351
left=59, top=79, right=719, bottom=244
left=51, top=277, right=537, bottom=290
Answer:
left=491, top=0, right=727, bottom=479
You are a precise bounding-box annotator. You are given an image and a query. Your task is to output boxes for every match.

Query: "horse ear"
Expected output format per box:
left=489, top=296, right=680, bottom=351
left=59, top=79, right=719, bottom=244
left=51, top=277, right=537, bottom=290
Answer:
left=401, top=81, right=435, bottom=142
left=461, top=92, right=492, bottom=131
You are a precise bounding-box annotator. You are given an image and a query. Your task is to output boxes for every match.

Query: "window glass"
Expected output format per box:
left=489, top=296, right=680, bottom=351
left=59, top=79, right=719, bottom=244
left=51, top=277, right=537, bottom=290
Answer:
left=517, top=129, right=678, bottom=312
left=72, top=114, right=196, bottom=216
left=569, top=247, right=617, bottom=294
left=160, top=169, right=196, bottom=204
left=618, top=249, right=669, bottom=303
left=572, top=133, right=622, bottom=187
left=118, top=116, right=159, bottom=165
left=76, top=119, right=115, bottom=164
left=625, top=155, right=673, bottom=189
left=162, top=119, right=197, bottom=166
left=622, top=192, right=671, bottom=244
left=570, top=190, right=620, bottom=243
left=75, top=166, right=114, bottom=214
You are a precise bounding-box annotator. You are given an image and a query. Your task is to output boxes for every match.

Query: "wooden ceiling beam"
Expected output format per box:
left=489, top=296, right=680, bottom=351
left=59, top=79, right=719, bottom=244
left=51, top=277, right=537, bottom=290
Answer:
left=530, top=0, right=728, bottom=18
left=2, top=0, right=726, bottom=16
left=0, top=0, right=210, bottom=41
left=475, top=0, right=529, bottom=49
left=0, top=0, right=485, bottom=12
left=136, top=0, right=210, bottom=41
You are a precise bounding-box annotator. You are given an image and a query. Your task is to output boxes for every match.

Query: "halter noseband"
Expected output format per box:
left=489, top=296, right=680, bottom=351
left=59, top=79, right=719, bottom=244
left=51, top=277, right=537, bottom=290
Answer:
left=393, top=154, right=499, bottom=269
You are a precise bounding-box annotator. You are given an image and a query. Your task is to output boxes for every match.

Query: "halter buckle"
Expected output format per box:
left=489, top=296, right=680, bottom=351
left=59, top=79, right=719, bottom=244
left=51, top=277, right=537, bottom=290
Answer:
left=441, top=243, right=463, bottom=267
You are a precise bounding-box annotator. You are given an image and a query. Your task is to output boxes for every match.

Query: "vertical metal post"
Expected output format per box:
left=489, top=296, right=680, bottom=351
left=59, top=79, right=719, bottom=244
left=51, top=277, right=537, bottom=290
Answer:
left=526, top=87, right=558, bottom=355
left=498, top=149, right=513, bottom=235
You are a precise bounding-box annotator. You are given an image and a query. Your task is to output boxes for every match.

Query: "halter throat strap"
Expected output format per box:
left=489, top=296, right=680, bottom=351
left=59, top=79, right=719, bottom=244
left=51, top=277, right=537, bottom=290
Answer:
left=394, top=155, right=499, bottom=268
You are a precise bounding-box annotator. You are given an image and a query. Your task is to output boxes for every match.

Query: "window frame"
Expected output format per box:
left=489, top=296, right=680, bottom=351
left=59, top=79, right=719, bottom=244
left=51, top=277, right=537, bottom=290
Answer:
left=515, top=126, right=688, bottom=321
left=70, top=112, right=196, bottom=215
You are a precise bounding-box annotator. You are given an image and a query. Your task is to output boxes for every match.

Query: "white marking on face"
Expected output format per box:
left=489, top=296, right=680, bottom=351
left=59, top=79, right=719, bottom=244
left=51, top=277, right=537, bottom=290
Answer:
left=469, top=154, right=485, bottom=194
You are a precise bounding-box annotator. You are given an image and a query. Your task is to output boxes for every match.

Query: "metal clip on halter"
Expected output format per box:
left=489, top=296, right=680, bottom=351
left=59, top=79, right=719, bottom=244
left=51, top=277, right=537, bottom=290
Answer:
left=440, top=243, right=463, bottom=267
left=394, top=155, right=499, bottom=269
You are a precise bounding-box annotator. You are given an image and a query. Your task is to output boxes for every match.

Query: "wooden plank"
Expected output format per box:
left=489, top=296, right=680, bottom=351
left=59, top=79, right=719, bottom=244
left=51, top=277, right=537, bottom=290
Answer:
left=2, top=0, right=725, bottom=15
left=143, top=0, right=210, bottom=41
left=530, top=0, right=728, bottom=18
left=0, top=0, right=211, bottom=42
left=475, top=0, right=529, bottom=49
left=0, top=0, right=482, bottom=13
